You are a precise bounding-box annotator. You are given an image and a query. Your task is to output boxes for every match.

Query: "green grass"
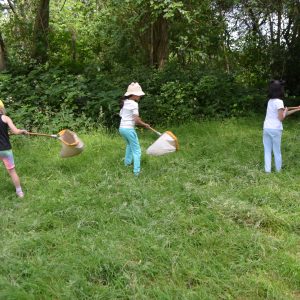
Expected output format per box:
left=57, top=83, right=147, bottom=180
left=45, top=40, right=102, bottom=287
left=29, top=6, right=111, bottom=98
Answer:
left=1, top=117, right=300, bottom=299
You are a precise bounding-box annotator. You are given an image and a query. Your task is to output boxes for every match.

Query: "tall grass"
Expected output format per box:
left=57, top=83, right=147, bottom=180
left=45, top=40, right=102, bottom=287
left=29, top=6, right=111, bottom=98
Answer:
left=1, top=117, right=300, bottom=299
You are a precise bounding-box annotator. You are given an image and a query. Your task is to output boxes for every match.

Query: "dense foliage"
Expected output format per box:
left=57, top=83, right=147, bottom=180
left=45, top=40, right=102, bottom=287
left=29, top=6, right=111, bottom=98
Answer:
left=0, top=0, right=300, bottom=129
left=0, top=64, right=265, bottom=130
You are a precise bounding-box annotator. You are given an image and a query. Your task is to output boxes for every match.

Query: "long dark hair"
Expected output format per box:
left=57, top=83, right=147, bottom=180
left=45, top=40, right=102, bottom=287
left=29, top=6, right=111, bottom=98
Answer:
left=119, top=95, right=133, bottom=108
left=119, top=96, right=126, bottom=109
left=268, top=80, right=285, bottom=99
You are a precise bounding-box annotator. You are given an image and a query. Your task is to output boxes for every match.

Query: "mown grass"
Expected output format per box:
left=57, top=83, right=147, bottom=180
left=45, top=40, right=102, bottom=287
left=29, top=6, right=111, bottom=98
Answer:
left=1, top=117, right=300, bottom=299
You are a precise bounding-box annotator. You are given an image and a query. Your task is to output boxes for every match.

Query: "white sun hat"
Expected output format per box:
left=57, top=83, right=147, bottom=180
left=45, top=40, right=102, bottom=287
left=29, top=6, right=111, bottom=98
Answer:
left=124, top=82, right=145, bottom=96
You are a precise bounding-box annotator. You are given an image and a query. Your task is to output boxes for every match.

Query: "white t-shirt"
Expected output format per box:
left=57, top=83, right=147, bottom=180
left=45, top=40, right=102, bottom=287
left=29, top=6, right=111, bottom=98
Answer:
left=263, top=98, right=284, bottom=130
left=119, top=99, right=139, bottom=128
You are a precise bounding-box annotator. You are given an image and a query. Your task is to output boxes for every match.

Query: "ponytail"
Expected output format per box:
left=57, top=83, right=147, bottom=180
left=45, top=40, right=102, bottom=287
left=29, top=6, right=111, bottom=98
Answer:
left=119, top=95, right=130, bottom=109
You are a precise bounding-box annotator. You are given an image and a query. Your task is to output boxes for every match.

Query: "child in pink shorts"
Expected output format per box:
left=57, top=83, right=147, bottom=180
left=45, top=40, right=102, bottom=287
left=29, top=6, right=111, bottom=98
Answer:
left=0, top=100, right=27, bottom=198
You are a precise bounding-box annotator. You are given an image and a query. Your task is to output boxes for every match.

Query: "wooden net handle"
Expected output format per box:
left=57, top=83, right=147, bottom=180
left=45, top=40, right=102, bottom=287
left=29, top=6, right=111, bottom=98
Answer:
left=148, top=127, right=161, bottom=136
left=27, top=132, right=58, bottom=138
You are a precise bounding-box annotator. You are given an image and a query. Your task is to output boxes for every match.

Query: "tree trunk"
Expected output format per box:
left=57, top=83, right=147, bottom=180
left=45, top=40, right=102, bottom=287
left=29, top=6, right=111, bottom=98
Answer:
left=152, top=15, right=168, bottom=69
left=32, top=0, right=50, bottom=64
left=0, top=32, right=7, bottom=71
left=150, top=23, right=154, bottom=66
left=276, top=2, right=282, bottom=47
left=71, top=28, right=77, bottom=62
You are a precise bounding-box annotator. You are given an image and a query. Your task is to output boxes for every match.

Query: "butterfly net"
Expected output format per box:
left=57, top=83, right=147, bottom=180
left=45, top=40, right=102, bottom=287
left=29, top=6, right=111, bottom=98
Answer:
left=146, top=131, right=179, bottom=156
left=58, top=129, right=84, bottom=158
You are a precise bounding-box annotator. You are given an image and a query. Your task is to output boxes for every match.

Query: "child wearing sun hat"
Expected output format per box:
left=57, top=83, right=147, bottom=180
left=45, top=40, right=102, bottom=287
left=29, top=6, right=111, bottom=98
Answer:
left=0, top=100, right=27, bottom=197
left=119, top=82, right=150, bottom=176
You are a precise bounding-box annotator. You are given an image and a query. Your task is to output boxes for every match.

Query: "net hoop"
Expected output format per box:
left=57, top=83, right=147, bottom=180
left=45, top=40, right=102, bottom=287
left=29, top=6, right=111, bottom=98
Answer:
left=165, top=131, right=179, bottom=150
left=58, top=129, right=79, bottom=146
left=58, top=129, right=84, bottom=158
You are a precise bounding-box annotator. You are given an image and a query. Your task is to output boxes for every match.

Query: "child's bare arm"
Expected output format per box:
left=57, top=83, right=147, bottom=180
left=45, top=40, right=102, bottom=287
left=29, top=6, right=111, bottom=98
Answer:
left=3, top=116, right=27, bottom=135
left=278, top=106, right=300, bottom=121
left=286, top=106, right=300, bottom=110
left=285, top=106, right=300, bottom=117
left=278, top=108, right=287, bottom=121
left=133, top=115, right=150, bottom=128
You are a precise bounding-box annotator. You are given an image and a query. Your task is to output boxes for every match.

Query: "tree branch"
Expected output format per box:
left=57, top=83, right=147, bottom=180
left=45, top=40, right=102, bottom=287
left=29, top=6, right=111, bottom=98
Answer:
left=60, top=0, right=67, bottom=11
left=6, top=0, right=16, bottom=14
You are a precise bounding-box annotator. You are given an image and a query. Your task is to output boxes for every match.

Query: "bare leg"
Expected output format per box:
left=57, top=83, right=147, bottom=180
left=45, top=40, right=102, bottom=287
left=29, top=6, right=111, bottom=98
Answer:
left=7, top=168, right=24, bottom=197
left=8, top=167, right=20, bottom=187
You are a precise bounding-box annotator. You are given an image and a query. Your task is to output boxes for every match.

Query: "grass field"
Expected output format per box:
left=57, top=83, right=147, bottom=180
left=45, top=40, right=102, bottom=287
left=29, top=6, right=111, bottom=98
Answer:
left=1, top=117, right=300, bottom=299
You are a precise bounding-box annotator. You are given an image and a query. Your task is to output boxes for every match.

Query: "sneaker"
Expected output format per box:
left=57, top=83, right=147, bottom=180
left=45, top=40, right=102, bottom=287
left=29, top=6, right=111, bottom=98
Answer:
left=16, top=191, right=24, bottom=198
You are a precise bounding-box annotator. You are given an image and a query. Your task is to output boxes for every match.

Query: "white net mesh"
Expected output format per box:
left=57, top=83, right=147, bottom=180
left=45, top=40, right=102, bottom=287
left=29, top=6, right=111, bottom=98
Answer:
left=146, top=131, right=178, bottom=156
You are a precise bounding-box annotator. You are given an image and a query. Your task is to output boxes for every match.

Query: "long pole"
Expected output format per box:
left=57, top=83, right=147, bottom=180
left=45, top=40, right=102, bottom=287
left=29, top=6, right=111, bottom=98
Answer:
left=148, top=127, right=162, bottom=136
left=27, top=132, right=58, bottom=138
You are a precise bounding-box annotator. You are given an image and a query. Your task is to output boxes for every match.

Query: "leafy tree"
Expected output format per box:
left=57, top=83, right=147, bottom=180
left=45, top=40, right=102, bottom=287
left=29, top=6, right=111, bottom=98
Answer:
left=32, top=0, right=50, bottom=63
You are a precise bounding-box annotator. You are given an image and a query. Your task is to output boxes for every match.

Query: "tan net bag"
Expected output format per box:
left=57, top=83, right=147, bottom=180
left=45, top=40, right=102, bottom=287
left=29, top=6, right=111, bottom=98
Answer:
left=58, top=129, right=84, bottom=158
left=28, top=129, right=84, bottom=158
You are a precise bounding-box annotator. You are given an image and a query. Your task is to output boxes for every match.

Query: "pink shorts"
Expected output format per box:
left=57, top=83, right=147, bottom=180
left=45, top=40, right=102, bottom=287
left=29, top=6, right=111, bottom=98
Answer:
left=0, top=150, right=15, bottom=170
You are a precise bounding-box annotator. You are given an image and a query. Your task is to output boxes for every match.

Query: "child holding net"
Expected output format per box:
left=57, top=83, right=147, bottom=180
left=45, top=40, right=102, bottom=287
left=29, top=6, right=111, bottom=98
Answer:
left=0, top=100, right=27, bottom=197
left=119, top=82, right=150, bottom=176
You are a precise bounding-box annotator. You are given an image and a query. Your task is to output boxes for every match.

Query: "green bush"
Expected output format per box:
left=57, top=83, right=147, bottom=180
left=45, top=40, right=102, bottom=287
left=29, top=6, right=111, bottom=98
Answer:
left=0, top=66, right=119, bottom=131
left=0, top=64, right=266, bottom=130
left=141, top=81, right=196, bottom=124
left=140, top=66, right=265, bottom=125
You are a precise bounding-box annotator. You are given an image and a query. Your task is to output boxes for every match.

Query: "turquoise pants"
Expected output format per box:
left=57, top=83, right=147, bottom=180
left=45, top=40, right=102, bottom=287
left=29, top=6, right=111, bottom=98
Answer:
left=119, top=128, right=141, bottom=175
